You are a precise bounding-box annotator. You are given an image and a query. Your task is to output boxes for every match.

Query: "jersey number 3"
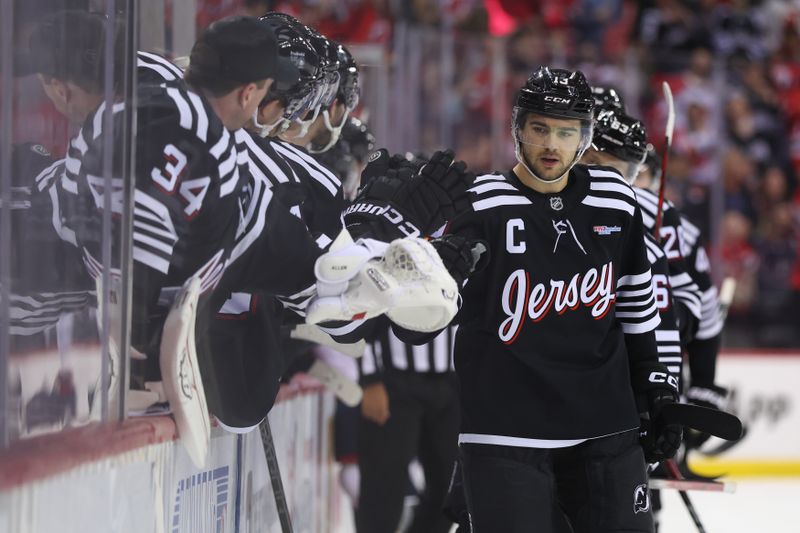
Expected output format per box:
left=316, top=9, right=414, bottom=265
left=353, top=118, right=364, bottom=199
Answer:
left=151, top=144, right=210, bottom=218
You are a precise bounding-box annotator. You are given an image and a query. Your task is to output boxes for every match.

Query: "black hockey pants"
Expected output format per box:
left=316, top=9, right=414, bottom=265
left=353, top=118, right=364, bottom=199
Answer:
left=460, top=429, right=654, bottom=533
left=356, top=372, right=460, bottom=533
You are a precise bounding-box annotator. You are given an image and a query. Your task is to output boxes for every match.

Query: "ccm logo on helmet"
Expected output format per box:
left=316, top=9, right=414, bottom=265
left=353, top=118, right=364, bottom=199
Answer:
left=544, top=96, right=571, bottom=104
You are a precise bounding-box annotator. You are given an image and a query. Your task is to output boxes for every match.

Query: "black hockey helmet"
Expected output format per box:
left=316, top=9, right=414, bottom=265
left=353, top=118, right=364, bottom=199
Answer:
left=589, top=107, right=648, bottom=182
left=310, top=42, right=361, bottom=153
left=303, top=28, right=341, bottom=110
left=334, top=43, right=360, bottom=112
left=512, top=66, right=595, bottom=183
left=591, top=108, right=648, bottom=164
left=258, top=13, right=323, bottom=122
left=591, top=85, right=625, bottom=115
left=514, top=67, right=595, bottom=122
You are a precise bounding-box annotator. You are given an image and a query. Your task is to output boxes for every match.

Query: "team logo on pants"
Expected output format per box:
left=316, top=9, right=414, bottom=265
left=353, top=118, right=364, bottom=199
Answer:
left=633, top=483, right=650, bottom=514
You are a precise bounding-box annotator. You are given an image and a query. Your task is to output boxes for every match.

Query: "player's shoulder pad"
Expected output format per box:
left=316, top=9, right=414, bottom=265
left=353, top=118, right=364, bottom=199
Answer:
left=467, top=171, right=531, bottom=212
left=137, top=82, right=230, bottom=154
left=578, top=164, right=639, bottom=217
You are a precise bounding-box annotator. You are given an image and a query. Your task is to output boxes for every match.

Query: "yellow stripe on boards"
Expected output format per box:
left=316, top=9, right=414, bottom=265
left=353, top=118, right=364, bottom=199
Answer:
left=687, top=459, right=800, bottom=478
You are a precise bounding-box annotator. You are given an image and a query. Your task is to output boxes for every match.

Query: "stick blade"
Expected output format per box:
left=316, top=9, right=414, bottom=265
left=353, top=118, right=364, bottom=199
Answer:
left=659, top=403, right=744, bottom=441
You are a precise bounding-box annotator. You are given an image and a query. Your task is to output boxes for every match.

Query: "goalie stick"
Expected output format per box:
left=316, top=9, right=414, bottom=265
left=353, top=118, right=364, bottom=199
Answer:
left=260, top=418, right=293, bottom=533
left=654, top=81, right=675, bottom=237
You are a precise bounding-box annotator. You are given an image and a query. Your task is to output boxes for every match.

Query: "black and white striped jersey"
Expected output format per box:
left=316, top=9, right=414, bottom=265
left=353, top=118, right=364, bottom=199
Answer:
left=633, top=187, right=702, bottom=322
left=57, top=80, right=323, bottom=353
left=644, top=233, right=682, bottom=381
left=449, top=165, right=660, bottom=444
left=679, top=215, right=724, bottom=341
left=6, top=143, right=95, bottom=336
left=360, top=318, right=456, bottom=385
left=136, top=51, right=184, bottom=85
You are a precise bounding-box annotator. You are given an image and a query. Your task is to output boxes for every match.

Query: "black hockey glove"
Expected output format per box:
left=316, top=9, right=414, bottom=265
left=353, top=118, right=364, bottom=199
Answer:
left=632, top=361, right=683, bottom=463
left=344, top=149, right=474, bottom=240
left=430, top=234, right=489, bottom=286
left=684, top=384, right=729, bottom=449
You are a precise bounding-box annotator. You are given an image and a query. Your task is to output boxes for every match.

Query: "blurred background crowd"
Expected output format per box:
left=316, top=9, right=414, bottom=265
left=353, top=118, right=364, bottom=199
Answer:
left=11, top=0, right=800, bottom=349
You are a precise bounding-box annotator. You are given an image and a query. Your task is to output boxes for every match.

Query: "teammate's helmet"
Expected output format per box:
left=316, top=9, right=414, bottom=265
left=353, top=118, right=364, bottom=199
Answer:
left=335, top=43, right=360, bottom=112
left=259, top=13, right=323, bottom=123
left=306, top=30, right=341, bottom=105
left=591, top=86, right=625, bottom=115
left=309, top=42, right=361, bottom=153
left=512, top=67, right=595, bottom=183
left=590, top=107, right=648, bottom=182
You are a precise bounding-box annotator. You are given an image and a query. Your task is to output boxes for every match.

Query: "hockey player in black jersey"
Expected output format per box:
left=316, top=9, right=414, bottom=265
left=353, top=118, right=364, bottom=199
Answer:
left=445, top=67, right=681, bottom=533
left=638, top=150, right=729, bottom=443
left=580, top=105, right=703, bottom=383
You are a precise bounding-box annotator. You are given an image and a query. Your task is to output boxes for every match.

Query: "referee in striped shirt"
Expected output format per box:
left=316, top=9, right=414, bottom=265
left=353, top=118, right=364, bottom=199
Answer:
left=356, top=318, right=460, bottom=533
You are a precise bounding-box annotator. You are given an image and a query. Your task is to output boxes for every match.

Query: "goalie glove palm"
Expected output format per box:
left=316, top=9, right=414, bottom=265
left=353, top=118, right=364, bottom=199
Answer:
left=307, top=231, right=459, bottom=332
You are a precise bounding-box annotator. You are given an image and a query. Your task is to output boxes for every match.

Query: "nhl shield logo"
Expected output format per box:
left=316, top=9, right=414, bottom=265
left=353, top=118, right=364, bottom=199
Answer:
left=633, top=483, right=650, bottom=514
left=550, top=196, right=564, bottom=211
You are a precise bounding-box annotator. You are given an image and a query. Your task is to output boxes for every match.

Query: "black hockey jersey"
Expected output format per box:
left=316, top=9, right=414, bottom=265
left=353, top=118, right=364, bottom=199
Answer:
left=634, top=187, right=702, bottom=323
left=644, top=233, right=682, bottom=381
left=58, top=80, right=322, bottom=353
left=679, top=215, right=723, bottom=341
left=7, top=143, right=94, bottom=337
left=450, top=165, right=660, bottom=443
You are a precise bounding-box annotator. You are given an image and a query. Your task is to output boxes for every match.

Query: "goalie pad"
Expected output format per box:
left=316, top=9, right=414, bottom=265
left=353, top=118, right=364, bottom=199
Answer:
left=160, top=276, right=210, bottom=468
left=307, top=235, right=459, bottom=333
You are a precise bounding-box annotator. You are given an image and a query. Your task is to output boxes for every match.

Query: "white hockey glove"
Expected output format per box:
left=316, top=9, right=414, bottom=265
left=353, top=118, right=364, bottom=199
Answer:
left=306, top=229, right=459, bottom=332
left=160, top=276, right=210, bottom=468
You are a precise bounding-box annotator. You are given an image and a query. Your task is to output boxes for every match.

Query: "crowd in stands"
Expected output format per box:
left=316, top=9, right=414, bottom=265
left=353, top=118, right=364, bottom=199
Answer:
left=11, top=0, right=799, bottom=346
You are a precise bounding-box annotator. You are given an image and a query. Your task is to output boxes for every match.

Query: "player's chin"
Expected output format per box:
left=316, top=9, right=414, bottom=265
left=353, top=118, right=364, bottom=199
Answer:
left=534, top=164, right=565, bottom=182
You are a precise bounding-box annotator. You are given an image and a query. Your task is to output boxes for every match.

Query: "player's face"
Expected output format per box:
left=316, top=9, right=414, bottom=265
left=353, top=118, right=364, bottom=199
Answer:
left=518, top=114, right=583, bottom=181
left=581, top=148, right=639, bottom=183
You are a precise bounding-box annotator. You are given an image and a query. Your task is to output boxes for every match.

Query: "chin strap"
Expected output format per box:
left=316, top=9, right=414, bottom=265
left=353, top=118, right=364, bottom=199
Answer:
left=290, top=105, right=322, bottom=139
left=252, top=110, right=286, bottom=138
left=307, top=107, right=351, bottom=154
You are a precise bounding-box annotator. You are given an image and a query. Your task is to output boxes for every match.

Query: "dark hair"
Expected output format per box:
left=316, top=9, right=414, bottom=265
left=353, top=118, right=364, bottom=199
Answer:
left=29, top=10, right=124, bottom=94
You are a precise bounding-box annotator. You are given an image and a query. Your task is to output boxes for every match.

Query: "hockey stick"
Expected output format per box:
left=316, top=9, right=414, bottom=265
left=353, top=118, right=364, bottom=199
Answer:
left=306, top=359, right=363, bottom=407
left=654, top=81, right=675, bottom=237
left=664, top=459, right=708, bottom=533
left=717, top=277, right=737, bottom=324
left=260, top=418, right=294, bottom=533
left=649, top=477, right=736, bottom=493
left=658, top=402, right=743, bottom=441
